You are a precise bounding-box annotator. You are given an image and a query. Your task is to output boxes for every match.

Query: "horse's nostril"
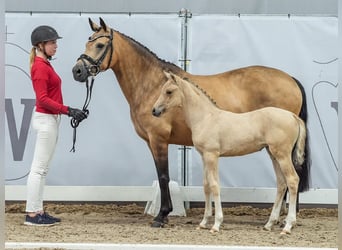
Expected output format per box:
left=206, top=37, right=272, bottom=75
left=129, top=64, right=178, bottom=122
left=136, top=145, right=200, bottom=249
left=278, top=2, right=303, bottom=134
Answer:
left=72, top=66, right=83, bottom=77
left=152, top=108, right=157, bottom=116
left=152, top=108, right=161, bottom=117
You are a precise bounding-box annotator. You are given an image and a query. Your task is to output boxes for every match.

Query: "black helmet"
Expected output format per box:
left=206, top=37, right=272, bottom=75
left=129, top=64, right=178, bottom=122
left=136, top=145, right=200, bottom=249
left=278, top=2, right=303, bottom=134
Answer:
left=31, top=25, right=62, bottom=46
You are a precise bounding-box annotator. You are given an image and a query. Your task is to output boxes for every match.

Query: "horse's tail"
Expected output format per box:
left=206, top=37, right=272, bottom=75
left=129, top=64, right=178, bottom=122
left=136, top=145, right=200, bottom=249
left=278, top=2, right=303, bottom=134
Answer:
left=292, top=117, right=306, bottom=166
left=292, top=77, right=311, bottom=192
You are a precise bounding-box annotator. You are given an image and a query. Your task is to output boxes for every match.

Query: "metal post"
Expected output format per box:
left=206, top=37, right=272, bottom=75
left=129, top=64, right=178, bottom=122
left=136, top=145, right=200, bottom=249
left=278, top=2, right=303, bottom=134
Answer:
left=179, top=8, right=192, bottom=185
left=178, top=8, right=192, bottom=208
left=179, top=8, right=192, bottom=72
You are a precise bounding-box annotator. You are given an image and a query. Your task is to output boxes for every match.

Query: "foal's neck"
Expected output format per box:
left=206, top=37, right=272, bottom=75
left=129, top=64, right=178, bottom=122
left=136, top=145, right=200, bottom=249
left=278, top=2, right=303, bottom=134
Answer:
left=179, top=80, right=219, bottom=128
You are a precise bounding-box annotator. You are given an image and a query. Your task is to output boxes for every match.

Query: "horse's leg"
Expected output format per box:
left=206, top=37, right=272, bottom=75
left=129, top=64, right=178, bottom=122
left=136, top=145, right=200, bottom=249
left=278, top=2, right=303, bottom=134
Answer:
left=280, top=161, right=299, bottom=234
left=264, top=152, right=287, bottom=231
left=281, top=191, right=288, bottom=215
left=197, top=163, right=212, bottom=230
left=202, top=152, right=222, bottom=233
left=282, top=188, right=299, bottom=215
left=148, top=141, right=172, bottom=227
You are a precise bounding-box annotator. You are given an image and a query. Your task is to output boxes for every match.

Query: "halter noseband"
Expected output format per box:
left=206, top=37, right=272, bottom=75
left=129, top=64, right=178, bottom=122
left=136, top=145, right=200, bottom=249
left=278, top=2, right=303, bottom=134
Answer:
left=78, top=29, right=114, bottom=76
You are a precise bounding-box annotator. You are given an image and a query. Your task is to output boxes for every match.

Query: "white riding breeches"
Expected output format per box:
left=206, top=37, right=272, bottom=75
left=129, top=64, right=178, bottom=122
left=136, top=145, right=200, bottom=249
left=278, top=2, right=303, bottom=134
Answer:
left=25, top=111, right=60, bottom=213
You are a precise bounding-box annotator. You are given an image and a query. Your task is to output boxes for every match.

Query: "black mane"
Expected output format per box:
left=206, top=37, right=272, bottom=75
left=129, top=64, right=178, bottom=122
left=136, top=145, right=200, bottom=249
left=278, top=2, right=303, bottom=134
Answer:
left=115, top=30, right=182, bottom=73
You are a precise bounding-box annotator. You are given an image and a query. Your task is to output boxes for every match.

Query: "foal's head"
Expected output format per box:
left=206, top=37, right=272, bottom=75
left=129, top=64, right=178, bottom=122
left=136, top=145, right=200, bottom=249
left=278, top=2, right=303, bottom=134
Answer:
left=152, top=71, right=183, bottom=117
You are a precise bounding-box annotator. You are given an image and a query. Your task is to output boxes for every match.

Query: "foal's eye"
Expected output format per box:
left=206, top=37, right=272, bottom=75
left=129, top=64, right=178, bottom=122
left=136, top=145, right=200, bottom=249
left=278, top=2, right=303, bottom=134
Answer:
left=166, top=90, right=172, bottom=95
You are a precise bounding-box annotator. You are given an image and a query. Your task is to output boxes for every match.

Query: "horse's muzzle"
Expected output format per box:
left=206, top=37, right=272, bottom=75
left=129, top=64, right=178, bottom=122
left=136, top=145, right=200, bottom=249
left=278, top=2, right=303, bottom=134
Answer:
left=152, top=107, right=163, bottom=117
left=72, top=62, right=89, bottom=82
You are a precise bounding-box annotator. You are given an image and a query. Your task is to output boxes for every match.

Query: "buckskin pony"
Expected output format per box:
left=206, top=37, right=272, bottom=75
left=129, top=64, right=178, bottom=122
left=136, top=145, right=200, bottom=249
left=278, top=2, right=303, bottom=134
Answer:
left=152, top=72, right=308, bottom=234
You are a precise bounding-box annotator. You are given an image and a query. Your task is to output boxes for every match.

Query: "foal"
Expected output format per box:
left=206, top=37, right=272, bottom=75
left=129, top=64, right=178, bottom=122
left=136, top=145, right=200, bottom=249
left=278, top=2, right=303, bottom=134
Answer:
left=152, top=72, right=306, bottom=234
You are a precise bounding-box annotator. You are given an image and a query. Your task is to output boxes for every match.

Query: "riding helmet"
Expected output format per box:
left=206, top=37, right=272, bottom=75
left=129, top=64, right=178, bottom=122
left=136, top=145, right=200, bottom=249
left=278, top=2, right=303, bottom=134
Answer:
left=31, top=25, right=62, bottom=46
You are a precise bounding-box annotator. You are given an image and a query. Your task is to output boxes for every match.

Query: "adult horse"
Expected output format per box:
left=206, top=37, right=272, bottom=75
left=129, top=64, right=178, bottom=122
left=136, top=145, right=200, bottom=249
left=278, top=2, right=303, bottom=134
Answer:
left=72, top=17, right=310, bottom=228
left=152, top=72, right=307, bottom=234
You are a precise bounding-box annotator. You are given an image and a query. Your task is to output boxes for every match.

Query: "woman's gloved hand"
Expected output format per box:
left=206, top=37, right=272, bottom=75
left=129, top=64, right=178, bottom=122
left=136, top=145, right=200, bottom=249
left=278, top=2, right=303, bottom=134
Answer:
left=68, top=107, right=88, bottom=121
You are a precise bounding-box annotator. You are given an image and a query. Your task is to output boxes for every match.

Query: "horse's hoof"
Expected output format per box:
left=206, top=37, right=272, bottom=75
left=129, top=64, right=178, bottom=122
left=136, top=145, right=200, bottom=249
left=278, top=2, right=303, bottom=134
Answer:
left=280, top=229, right=291, bottom=235
left=196, top=224, right=207, bottom=230
left=210, top=228, right=219, bottom=234
left=263, top=225, right=272, bottom=231
left=151, top=221, right=164, bottom=228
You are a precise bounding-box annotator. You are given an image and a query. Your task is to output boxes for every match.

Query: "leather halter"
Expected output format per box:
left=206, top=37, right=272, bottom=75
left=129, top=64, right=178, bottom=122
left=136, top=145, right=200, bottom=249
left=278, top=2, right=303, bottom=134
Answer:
left=78, top=29, right=114, bottom=76
left=69, top=29, right=114, bottom=152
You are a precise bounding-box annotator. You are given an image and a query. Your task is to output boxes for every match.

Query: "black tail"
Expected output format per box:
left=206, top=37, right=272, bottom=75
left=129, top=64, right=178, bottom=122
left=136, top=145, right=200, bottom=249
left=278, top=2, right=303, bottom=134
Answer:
left=292, top=77, right=311, bottom=192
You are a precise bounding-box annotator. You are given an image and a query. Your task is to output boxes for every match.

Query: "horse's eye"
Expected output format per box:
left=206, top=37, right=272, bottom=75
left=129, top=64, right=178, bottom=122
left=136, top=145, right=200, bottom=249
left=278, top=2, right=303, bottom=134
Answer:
left=96, top=43, right=105, bottom=49
left=166, top=90, right=172, bottom=95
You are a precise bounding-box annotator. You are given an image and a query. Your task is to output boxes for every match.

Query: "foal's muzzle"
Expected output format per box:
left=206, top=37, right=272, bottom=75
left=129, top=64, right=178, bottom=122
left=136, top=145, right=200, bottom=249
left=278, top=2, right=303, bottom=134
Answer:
left=152, top=107, right=163, bottom=117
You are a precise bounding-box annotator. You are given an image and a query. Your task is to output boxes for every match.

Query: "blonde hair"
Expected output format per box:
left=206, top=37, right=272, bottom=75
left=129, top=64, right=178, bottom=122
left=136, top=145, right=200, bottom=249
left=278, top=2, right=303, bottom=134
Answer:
left=29, top=47, right=37, bottom=70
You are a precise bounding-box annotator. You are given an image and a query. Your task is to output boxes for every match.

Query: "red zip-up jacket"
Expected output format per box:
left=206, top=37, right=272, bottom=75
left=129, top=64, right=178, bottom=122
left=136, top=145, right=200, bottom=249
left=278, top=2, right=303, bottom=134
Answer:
left=31, top=56, right=69, bottom=115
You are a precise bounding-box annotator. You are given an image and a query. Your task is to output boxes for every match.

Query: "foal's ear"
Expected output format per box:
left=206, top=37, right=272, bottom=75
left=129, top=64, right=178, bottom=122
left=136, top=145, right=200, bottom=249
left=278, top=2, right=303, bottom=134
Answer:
left=169, top=72, right=180, bottom=83
left=99, top=17, right=107, bottom=32
left=163, top=71, right=178, bottom=85
left=88, top=18, right=100, bottom=32
left=163, top=71, right=171, bottom=79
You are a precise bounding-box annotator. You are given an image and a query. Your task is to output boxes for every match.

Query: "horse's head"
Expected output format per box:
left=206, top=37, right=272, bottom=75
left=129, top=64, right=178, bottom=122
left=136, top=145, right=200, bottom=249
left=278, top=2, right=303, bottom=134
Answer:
left=72, top=17, right=115, bottom=82
left=152, top=71, right=182, bottom=117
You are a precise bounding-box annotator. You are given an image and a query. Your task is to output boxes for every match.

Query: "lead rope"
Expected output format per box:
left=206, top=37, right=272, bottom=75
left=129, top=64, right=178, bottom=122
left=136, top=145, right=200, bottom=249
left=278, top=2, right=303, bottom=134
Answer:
left=70, top=76, right=94, bottom=152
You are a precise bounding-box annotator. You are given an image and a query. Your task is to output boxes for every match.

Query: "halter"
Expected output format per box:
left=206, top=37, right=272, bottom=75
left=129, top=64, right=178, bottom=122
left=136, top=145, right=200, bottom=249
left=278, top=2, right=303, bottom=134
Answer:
left=69, top=29, right=114, bottom=152
left=77, top=28, right=114, bottom=76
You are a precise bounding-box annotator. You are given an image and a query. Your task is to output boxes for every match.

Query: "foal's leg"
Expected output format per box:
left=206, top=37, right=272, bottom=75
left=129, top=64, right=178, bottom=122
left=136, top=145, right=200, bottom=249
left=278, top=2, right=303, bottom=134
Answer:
left=280, top=161, right=299, bottom=234
left=264, top=154, right=287, bottom=231
left=202, top=152, right=223, bottom=233
left=197, top=165, right=212, bottom=230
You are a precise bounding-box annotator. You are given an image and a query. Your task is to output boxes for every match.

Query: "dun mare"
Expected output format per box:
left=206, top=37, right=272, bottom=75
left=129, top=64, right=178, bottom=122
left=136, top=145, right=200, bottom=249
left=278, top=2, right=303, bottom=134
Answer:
left=72, top=18, right=310, bottom=228
left=152, top=72, right=307, bottom=234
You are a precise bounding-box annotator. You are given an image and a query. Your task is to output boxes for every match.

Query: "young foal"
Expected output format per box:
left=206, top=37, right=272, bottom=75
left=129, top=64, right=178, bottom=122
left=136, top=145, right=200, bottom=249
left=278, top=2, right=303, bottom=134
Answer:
left=152, top=72, right=306, bottom=234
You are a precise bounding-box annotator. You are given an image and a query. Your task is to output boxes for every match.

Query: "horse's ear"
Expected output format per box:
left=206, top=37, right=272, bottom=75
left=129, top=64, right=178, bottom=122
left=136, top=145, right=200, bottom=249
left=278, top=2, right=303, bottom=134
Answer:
left=163, top=71, right=178, bottom=85
left=88, top=18, right=100, bottom=32
left=169, top=72, right=179, bottom=83
left=99, top=17, right=107, bottom=32
left=163, top=71, right=171, bottom=79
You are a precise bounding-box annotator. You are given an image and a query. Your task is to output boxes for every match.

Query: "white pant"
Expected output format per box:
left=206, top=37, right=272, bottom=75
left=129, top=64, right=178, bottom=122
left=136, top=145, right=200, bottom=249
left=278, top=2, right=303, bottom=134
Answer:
left=25, top=111, right=60, bottom=213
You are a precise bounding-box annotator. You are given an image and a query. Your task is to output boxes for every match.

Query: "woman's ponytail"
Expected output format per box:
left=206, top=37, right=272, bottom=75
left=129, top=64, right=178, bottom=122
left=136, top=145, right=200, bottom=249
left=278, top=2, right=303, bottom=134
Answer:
left=29, top=47, right=36, bottom=70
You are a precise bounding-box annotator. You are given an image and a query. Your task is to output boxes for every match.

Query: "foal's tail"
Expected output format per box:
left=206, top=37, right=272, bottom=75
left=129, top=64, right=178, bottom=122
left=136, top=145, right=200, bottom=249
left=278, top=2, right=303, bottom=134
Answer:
left=292, top=115, right=311, bottom=192
left=292, top=77, right=311, bottom=192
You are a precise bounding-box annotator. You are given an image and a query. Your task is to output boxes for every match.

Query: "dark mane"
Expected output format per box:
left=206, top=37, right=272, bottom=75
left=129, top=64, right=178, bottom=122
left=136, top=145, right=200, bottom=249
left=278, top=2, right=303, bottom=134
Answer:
left=115, top=30, right=182, bottom=73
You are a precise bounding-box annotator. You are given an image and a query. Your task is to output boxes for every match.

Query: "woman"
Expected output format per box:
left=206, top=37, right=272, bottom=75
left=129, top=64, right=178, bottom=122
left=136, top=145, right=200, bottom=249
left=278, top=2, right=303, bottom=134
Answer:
left=24, top=25, right=87, bottom=226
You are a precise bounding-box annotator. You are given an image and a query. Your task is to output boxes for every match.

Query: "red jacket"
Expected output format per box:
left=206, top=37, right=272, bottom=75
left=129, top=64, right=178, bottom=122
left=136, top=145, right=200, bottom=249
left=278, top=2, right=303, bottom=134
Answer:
left=31, top=57, right=69, bottom=115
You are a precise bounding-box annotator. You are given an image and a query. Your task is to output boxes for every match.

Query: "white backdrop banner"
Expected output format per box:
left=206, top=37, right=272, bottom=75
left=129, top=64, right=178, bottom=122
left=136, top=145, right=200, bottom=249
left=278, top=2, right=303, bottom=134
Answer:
left=5, top=13, right=338, bottom=189
left=188, top=15, right=338, bottom=189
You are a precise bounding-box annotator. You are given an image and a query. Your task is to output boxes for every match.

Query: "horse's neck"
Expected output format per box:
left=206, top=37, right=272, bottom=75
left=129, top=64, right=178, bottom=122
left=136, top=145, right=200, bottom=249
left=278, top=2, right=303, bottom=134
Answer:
left=180, top=81, right=218, bottom=128
left=111, top=33, right=160, bottom=103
